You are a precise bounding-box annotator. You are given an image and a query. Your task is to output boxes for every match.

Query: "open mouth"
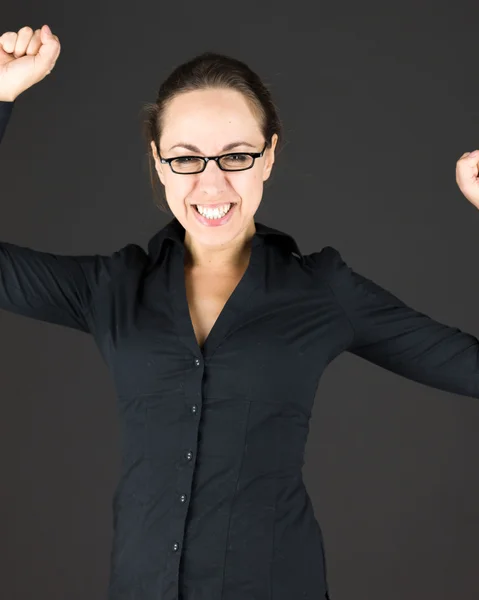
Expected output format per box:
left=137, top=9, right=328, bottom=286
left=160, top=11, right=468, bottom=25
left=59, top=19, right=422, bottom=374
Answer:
left=193, top=202, right=236, bottom=217
left=192, top=202, right=238, bottom=223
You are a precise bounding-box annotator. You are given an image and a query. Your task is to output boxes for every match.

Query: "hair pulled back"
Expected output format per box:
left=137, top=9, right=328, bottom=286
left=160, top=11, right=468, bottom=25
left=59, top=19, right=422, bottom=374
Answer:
left=141, top=52, right=283, bottom=212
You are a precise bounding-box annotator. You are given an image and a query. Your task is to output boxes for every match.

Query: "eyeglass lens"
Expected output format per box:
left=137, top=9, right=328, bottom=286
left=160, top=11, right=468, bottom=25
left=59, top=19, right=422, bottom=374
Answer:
left=171, top=154, right=254, bottom=173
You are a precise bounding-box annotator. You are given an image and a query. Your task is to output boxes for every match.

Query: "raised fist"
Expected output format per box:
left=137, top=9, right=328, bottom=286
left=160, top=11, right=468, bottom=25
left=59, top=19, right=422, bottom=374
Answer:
left=0, top=24, right=61, bottom=102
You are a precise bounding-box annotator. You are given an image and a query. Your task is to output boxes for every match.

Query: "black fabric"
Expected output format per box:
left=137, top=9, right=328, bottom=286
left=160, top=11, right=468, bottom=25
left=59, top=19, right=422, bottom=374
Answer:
left=1, top=99, right=478, bottom=599
left=0, top=100, right=14, bottom=144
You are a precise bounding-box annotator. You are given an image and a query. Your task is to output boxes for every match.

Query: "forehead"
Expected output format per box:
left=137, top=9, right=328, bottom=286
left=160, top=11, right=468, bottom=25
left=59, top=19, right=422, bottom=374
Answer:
left=161, top=88, right=262, bottom=148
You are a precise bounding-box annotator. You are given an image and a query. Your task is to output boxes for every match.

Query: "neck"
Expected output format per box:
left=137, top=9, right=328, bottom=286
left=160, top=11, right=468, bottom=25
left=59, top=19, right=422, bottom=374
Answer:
left=184, top=220, right=255, bottom=272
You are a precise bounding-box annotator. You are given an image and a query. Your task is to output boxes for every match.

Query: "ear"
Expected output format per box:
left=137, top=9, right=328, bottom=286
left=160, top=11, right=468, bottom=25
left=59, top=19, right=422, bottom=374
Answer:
left=262, top=133, right=278, bottom=182
left=150, top=140, right=166, bottom=186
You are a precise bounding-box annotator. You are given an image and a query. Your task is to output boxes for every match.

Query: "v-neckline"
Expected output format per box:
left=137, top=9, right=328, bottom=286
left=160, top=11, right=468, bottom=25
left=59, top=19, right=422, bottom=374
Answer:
left=171, top=238, right=264, bottom=359
left=183, top=262, right=249, bottom=352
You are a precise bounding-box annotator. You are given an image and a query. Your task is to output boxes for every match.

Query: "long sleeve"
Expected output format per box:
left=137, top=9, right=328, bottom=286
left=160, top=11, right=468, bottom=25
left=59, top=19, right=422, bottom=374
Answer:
left=0, top=243, right=109, bottom=332
left=0, top=101, right=14, bottom=144
left=320, top=246, right=479, bottom=399
left=0, top=100, right=112, bottom=333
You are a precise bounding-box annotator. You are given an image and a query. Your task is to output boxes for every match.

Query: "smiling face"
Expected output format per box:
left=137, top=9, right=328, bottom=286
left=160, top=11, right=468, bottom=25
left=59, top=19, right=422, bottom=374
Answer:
left=150, top=87, right=278, bottom=250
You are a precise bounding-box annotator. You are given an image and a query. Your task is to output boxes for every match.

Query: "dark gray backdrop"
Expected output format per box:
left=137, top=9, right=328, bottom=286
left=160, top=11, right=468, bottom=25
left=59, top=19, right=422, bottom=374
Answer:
left=1, top=1, right=478, bottom=599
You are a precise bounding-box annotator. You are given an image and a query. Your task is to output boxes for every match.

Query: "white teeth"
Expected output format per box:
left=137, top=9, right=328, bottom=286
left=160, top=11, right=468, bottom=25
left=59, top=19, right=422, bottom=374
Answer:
left=196, top=203, right=233, bottom=219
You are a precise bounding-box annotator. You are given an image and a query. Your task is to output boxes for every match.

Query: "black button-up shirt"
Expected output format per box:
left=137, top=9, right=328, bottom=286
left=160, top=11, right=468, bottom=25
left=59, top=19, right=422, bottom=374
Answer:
left=1, top=100, right=478, bottom=600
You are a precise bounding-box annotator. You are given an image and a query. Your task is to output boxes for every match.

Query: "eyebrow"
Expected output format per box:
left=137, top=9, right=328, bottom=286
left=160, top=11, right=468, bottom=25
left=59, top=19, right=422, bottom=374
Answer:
left=167, top=141, right=257, bottom=153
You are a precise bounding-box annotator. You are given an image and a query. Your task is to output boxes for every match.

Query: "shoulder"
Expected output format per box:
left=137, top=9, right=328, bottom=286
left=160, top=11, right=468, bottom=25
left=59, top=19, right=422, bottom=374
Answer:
left=303, top=245, right=350, bottom=280
left=90, top=242, right=148, bottom=283
left=109, top=242, right=148, bottom=266
left=305, top=245, right=400, bottom=308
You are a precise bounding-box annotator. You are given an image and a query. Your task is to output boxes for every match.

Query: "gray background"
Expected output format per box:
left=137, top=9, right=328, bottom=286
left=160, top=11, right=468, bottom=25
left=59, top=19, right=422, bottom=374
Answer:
left=1, top=1, right=478, bottom=598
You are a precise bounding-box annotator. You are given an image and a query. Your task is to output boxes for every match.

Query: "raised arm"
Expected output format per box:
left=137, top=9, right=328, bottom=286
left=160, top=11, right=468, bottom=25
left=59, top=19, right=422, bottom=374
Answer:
left=0, top=242, right=108, bottom=333
left=317, top=246, right=479, bottom=399
left=0, top=30, right=108, bottom=334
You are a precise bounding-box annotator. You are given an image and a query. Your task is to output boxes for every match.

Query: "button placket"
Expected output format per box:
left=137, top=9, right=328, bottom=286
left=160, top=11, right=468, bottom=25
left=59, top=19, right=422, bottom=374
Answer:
left=168, top=354, right=202, bottom=568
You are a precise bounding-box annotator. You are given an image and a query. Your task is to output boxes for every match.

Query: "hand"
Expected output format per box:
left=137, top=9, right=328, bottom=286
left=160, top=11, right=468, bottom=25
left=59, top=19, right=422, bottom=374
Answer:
left=0, top=24, right=61, bottom=102
left=456, top=150, right=479, bottom=209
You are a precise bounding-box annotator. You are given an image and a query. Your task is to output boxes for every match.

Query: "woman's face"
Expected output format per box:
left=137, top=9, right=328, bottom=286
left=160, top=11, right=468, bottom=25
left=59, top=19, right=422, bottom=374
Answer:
left=150, top=88, right=277, bottom=250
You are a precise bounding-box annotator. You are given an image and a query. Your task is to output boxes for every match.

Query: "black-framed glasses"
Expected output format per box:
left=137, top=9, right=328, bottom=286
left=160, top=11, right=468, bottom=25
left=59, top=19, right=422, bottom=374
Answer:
left=159, top=141, right=269, bottom=174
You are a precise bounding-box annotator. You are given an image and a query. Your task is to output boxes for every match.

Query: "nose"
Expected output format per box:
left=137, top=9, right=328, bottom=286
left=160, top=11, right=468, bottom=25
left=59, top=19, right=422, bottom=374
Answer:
left=197, top=158, right=228, bottom=195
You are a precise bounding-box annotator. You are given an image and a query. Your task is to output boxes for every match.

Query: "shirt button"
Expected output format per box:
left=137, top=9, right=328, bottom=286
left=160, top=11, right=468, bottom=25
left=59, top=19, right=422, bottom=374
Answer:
left=191, top=404, right=198, bottom=414
left=179, top=494, right=187, bottom=503
left=172, top=542, right=179, bottom=552
left=185, top=451, right=193, bottom=461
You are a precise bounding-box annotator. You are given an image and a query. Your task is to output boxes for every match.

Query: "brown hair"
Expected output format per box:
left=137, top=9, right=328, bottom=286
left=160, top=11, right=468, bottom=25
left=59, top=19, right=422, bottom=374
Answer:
left=140, top=51, right=284, bottom=212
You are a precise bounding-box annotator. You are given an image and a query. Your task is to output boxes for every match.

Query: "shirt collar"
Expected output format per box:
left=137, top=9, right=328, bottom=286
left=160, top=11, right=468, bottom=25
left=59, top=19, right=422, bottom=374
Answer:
left=147, top=216, right=302, bottom=265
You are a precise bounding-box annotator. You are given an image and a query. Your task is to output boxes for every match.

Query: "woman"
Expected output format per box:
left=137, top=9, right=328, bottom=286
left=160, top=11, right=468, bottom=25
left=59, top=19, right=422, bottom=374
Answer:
left=1, top=24, right=478, bottom=600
